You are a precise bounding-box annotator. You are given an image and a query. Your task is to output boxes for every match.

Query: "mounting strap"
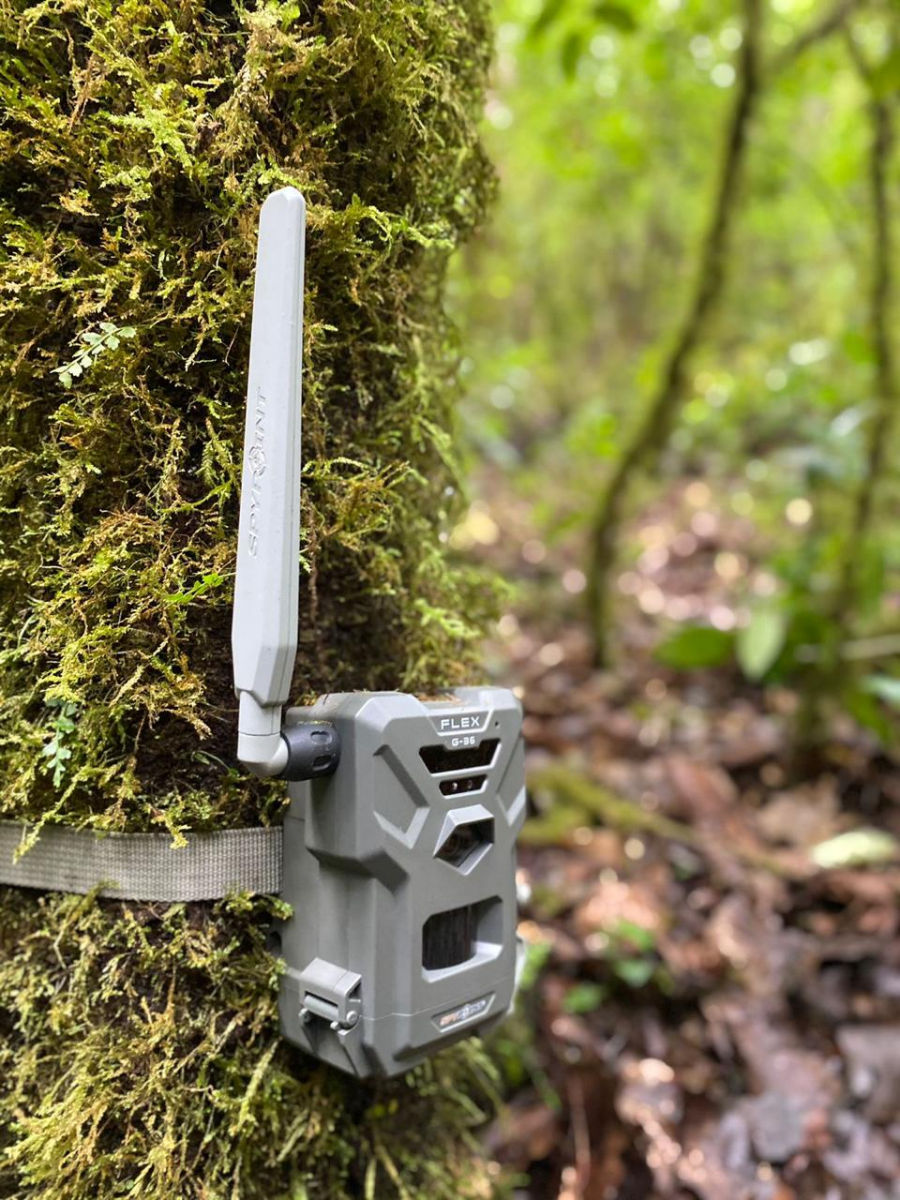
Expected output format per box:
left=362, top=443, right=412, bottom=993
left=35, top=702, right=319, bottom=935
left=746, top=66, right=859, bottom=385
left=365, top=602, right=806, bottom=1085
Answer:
left=0, top=821, right=283, bottom=901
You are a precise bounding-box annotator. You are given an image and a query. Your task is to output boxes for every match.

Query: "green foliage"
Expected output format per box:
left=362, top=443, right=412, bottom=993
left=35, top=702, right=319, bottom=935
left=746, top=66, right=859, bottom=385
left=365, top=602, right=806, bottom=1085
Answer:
left=562, top=981, right=607, bottom=1013
left=454, top=0, right=900, bottom=744
left=595, top=918, right=667, bottom=992
left=517, top=938, right=553, bottom=992
left=0, top=0, right=500, bottom=1195
left=486, top=941, right=559, bottom=1109
left=736, top=602, right=788, bottom=681
left=655, top=603, right=788, bottom=680
left=864, top=674, right=900, bottom=707
left=38, top=700, right=79, bottom=789
left=655, top=625, right=735, bottom=670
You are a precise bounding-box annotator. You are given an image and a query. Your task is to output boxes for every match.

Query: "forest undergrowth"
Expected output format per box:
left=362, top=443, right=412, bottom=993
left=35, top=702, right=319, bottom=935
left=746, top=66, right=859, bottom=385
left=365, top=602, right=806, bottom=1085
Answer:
left=477, top=474, right=900, bottom=1200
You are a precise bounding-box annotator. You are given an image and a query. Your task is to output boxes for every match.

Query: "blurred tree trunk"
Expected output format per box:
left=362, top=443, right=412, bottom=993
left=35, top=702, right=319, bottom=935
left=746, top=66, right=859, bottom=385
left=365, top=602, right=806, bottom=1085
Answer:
left=833, top=40, right=897, bottom=623
left=585, top=0, right=764, bottom=665
left=794, top=25, right=898, bottom=758
left=584, top=0, right=863, bottom=667
left=0, top=3, right=498, bottom=1198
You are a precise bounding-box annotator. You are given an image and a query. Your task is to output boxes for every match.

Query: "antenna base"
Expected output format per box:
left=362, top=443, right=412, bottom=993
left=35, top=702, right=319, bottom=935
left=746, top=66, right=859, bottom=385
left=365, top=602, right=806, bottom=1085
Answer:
left=280, top=723, right=341, bottom=782
left=237, top=693, right=340, bottom=780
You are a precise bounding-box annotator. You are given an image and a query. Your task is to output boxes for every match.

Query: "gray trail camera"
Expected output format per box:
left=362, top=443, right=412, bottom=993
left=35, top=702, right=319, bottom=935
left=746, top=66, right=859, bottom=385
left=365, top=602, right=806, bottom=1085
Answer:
left=231, top=188, right=526, bottom=1078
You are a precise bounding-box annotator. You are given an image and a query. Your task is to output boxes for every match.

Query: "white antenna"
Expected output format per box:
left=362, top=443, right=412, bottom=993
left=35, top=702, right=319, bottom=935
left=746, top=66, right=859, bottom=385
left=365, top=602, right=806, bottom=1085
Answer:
left=232, top=187, right=306, bottom=777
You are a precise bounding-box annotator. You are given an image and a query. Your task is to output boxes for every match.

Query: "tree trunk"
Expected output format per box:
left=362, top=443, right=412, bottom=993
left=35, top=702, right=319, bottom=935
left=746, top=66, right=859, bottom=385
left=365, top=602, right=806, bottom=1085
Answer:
left=832, top=53, right=897, bottom=623
left=585, top=0, right=764, bottom=665
left=0, top=2, right=497, bottom=1197
left=793, top=28, right=898, bottom=761
left=583, top=0, right=862, bottom=667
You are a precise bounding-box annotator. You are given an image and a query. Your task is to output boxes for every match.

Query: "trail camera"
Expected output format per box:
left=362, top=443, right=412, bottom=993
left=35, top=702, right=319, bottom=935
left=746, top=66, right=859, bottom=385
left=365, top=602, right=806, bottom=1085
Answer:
left=231, top=188, right=526, bottom=1078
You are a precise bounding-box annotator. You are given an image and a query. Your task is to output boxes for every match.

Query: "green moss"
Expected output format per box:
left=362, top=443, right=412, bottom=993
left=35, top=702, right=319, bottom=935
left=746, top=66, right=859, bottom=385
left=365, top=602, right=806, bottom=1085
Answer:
left=0, top=1, right=500, bottom=1194
left=0, top=891, right=501, bottom=1199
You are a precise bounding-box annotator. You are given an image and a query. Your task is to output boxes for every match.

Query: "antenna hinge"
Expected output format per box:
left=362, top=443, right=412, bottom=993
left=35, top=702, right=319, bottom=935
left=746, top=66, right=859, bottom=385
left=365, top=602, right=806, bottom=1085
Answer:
left=281, top=722, right=341, bottom=781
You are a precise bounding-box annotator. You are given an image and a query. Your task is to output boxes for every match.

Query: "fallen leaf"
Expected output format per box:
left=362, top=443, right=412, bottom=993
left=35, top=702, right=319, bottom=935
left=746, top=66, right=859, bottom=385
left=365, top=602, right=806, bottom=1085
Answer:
left=811, top=829, right=899, bottom=870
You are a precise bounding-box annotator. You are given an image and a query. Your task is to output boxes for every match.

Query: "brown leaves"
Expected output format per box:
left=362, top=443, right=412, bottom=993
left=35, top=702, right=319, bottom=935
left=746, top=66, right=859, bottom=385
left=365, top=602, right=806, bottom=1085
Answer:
left=491, top=587, right=900, bottom=1198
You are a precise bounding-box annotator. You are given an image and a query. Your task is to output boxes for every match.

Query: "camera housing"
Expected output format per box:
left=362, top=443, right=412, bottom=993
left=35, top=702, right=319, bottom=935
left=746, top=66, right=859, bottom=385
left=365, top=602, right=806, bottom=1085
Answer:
left=275, top=690, right=525, bottom=1076
left=231, top=189, right=525, bottom=1077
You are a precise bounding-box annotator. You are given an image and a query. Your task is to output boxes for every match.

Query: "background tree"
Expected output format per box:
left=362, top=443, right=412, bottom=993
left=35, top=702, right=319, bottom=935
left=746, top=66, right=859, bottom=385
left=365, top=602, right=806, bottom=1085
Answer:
left=446, top=5, right=900, bottom=1188
left=455, top=0, right=900, bottom=752
left=794, top=16, right=900, bottom=754
left=0, top=2, right=501, bottom=1197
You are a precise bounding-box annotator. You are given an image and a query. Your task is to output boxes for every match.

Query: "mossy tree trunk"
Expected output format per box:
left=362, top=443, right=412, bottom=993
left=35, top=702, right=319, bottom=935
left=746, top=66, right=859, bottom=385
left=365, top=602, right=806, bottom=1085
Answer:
left=0, top=2, right=498, bottom=1197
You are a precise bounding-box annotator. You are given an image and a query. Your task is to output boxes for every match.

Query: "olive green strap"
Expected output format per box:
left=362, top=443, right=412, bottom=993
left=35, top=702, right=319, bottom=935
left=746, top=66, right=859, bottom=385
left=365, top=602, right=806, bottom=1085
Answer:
left=0, top=821, right=282, bottom=901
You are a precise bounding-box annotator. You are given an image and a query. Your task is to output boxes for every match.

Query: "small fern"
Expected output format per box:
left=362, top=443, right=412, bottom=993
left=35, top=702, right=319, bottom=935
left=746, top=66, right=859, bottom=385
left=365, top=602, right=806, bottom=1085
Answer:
left=52, top=321, right=136, bottom=388
left=40, top=699, right=79, bottom=788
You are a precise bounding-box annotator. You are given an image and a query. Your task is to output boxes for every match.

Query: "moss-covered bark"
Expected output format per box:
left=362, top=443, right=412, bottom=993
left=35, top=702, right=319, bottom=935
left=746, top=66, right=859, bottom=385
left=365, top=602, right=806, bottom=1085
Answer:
left=0, top=1, right=498, bottom=1195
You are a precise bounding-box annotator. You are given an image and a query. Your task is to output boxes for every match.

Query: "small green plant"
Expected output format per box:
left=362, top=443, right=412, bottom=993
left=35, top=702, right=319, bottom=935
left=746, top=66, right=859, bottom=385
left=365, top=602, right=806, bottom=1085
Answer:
left=603, top=919, right=668, bottom=991
left=164, top=571, right=225, bottom=606
left=561, top=922, right=666, bottom=1014
left=562, top=981, right=608, bottom=1013
left=40, top=700, right=79, bottom=788
left=52, top=321, right=136, bottom=388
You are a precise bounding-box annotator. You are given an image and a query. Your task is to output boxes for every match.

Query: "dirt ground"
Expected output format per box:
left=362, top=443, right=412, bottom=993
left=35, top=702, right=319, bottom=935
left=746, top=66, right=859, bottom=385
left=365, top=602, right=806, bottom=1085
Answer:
left=476, top=480, right=900, bottom=1200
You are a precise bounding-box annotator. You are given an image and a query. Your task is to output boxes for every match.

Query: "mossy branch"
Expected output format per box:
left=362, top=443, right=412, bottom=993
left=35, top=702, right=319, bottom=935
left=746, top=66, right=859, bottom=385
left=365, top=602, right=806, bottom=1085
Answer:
left=527, top=762, right=702, bottom=847
left=527, top=762, right=796, bottom=877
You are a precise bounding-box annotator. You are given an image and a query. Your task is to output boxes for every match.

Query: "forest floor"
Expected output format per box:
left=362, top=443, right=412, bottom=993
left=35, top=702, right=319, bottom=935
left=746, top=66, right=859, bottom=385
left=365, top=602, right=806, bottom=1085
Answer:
left=472, top=478, right=900, bottom=1200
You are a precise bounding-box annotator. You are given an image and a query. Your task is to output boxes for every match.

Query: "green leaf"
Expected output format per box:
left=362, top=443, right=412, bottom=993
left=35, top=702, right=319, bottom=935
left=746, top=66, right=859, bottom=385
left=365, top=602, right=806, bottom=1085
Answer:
left=655, top=625, right=734, bottom=670
left=613, top=958, right=655, bottom=988
left=844, top=684, right=893, bottom=743
left=811, top=829, right=899, bottom=870
left=563, top=982, right=608, bottom=1013
left=609, top=918, right=656, bottom=953
left=518, top=940, right=553, bottom=992
left=164, top=571, right=225, bottom=606
left=737, top=604, right=787, bottom=680
left=593, top=2, right=637, bottom=32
